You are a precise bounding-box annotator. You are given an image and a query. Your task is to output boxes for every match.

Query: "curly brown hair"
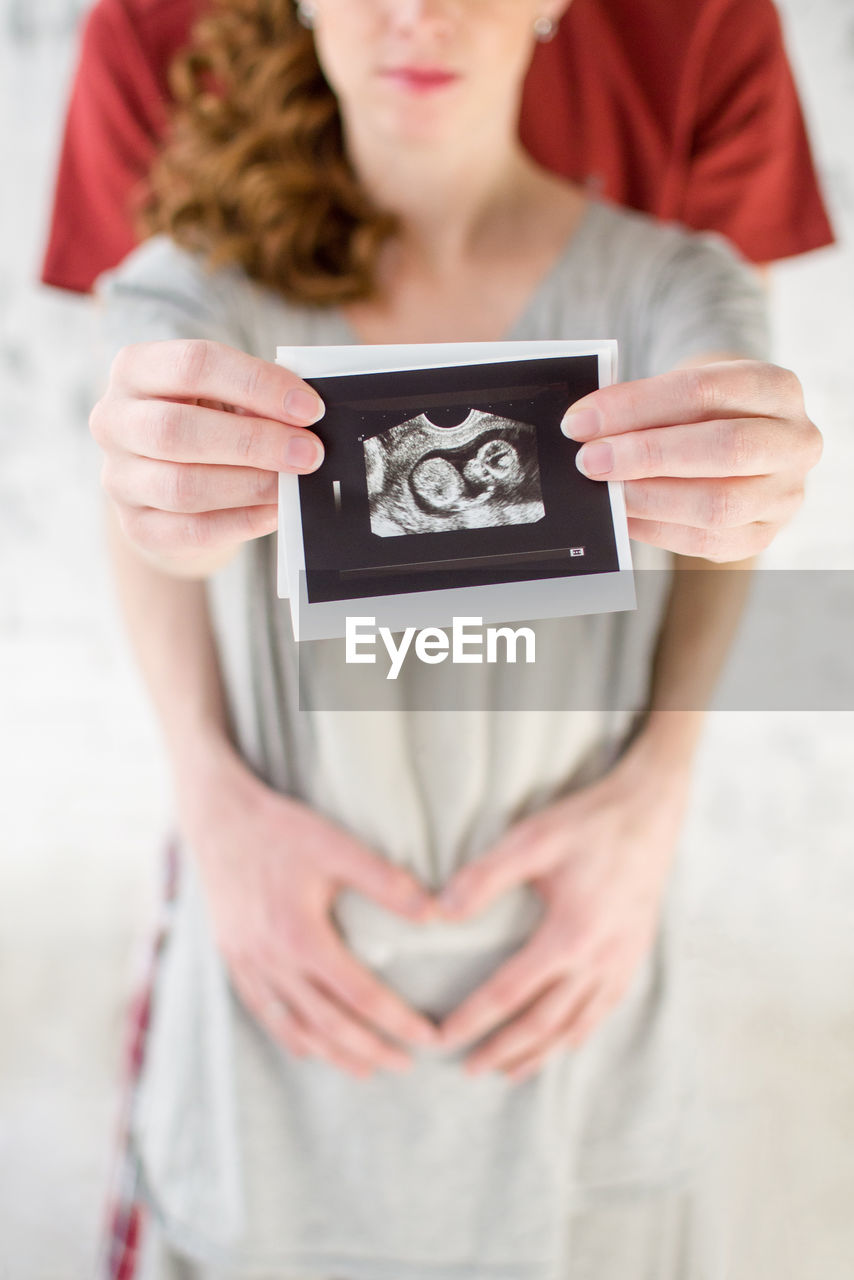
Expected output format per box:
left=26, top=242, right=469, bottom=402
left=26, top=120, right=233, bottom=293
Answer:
left=138, top=0, right=399, bottom=305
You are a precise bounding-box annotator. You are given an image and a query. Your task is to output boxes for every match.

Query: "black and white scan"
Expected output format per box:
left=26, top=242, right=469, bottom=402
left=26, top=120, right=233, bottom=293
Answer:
left=363, top=408, right=545, bottom=537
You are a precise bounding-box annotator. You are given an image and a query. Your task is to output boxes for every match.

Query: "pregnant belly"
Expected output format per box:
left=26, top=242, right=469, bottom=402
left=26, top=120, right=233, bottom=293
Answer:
left=331, top=880, right=546, bottom=1021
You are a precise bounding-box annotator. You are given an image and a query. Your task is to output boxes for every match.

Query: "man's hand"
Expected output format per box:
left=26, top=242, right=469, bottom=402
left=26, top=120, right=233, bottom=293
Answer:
left=561, top=359, right=823, bottom=563
left=431, top=747, right=694, bottom=1081
left=175, top=737, right=443, bottom=1078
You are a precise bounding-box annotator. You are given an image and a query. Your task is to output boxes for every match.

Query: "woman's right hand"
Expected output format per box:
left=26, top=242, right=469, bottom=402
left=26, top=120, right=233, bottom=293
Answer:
left=89, top=338, right=326, bottom=568
left=174, top=736, right=443, bottom=1079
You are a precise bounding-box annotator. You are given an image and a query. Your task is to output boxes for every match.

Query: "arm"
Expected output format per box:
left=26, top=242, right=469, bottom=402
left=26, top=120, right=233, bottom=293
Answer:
left=91, top=324, right=444, bottom=1070
left=615, top=349, right=762, bottom=775
left=102, top=492, right=236, bottom=772
left=431, top=526, right=761, bottom=1068
left=618, top=549, right=757, bottom=775
left=624, top=341, right=762, bottom=775
left=102, top=487, right=443, bottom=1068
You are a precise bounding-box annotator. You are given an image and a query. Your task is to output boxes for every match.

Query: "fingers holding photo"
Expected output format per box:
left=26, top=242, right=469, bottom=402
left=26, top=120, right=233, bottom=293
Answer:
left=560, top=358, right=822, bottom=561
left=89, top=338, right=330, bottom=568
left=108, top=338, right=326, bottom=427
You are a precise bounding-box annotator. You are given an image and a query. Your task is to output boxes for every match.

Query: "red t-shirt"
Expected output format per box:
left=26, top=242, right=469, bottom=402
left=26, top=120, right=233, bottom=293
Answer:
left=40, top=0, right=834, bottom=293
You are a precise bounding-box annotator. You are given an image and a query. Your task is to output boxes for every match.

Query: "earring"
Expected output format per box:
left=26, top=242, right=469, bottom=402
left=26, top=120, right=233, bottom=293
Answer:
left=533, top=15, right=557, bottom=42
left=296, top=0, right=316, bottom=29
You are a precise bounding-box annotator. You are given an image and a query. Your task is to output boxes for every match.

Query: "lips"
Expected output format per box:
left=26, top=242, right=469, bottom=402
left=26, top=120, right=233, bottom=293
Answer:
left=380, top=67, right=460, bottom=92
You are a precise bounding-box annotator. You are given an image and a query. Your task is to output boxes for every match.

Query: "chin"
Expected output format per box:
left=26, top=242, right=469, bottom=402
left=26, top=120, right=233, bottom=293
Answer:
left=375, top=102, right=467, bottom=148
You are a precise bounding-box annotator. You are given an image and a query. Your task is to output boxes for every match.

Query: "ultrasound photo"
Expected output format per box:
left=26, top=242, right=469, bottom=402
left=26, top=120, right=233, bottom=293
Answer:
left=364, top=408, right=545, bottom=536
left=276, top=340, right=632, bottom=641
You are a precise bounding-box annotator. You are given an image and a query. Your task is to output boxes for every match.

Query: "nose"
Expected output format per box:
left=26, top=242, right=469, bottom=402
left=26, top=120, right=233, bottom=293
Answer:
left=385, top=0, right=459, bottom=36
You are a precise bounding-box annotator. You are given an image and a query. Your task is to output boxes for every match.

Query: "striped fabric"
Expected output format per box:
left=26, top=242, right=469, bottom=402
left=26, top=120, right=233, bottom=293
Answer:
left=95, top=835, right=180, bottom=1280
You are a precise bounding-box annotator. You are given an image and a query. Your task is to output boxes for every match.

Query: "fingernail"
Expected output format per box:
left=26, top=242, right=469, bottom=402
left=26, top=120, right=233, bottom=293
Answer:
left=437, top=887, right=461, bottom=911
left=284, top=434, right=324, bottom=471
left=561, top=407, right=600, bottom=440
left=284, top=387, right=325, bottom=425
left=576, top=441, right=613, bottom=478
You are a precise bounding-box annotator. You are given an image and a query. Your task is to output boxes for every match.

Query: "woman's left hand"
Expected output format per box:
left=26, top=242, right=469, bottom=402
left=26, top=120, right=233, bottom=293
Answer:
left=432, top=746, right=694, bottom=1081
left=561, top=359, right=823, bottom=562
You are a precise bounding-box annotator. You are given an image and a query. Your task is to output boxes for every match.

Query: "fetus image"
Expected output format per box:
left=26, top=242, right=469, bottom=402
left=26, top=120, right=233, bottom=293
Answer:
left=363, top=409, right=545, bottom=536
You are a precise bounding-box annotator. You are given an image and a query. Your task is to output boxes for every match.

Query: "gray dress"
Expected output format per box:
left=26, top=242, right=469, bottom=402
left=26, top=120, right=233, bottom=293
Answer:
left=95, top=199, right=769, bottom=1280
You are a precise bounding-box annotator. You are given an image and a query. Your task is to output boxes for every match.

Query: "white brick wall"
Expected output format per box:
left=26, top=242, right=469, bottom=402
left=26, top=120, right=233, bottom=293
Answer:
left=0, top=2, right=852, bottom=1275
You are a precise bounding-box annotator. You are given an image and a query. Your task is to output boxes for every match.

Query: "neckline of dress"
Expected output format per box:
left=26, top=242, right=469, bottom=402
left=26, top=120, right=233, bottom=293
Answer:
left=327, top=195, right=601, bottom=348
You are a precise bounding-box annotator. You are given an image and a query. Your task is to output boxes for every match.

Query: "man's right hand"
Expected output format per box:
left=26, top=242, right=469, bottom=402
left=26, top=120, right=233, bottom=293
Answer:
left=175, top=736, right=443, bottom=1079
left=89, top=338, right=326, bottom=570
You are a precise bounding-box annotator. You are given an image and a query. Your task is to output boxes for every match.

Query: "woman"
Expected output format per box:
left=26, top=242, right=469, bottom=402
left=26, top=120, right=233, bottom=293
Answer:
left=88, top=1, right=815, bottom=1277
left=42, top=0, right=836, bottom=290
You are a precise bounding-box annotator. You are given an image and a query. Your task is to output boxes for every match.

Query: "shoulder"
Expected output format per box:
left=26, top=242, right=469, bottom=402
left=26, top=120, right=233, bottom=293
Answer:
left=565, top=196, right=766, bottom=328
left=79, top=0, right=196, bottom=72
left=95, top=234, right=324, bottom=358
left=575, top=200, right=769, bottom=374
left=93, top=234, right=264, bottom=362
left=94, top=234, right=255, bottom=340
left=566, top=0, right=782, bottom=62
left=95, top=234, right=239, bottom=301
left=81, top=0, right=196, bottom=40
left=574, top=0, right=783, bottom=48
left=578, top=198, right=754, bottom=279
left=586, top=197, right=764, bottom=316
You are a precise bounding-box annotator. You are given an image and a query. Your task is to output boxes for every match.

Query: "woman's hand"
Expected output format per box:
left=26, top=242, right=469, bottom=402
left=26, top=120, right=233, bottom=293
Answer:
left=174, top=736, right=442, bottom=1078
left=431, top=745, right=695, bottom=1081
left=561, top=359, right=823, bottom=562
left=89, top=338, right=326, bottom=570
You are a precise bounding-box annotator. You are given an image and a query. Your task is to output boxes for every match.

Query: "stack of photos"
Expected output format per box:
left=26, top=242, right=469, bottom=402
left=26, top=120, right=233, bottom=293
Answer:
left=277, top=340, right=634, bottom=642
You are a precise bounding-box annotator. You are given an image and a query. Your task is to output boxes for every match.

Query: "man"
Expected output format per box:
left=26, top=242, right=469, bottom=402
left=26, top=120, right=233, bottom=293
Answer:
left=41, top=0, right=833, bottom=293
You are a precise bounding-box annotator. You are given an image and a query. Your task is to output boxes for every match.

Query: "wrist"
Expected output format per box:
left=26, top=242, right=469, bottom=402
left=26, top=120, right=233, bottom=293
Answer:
left=138, top=542, right=240, bottom=580
left=169, top=725, right=248, bottom=797
left=616, top=710, right=704, bottom=787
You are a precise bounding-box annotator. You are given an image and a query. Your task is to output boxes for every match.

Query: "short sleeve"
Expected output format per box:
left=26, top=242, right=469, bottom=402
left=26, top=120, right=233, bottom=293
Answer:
left=93, top=234, right=251, bottom=374
left=40, top=0, right=192, bottom=294
left=679, top=0, right=834, bottom=262
left=638, top=229, right=771, bottom=378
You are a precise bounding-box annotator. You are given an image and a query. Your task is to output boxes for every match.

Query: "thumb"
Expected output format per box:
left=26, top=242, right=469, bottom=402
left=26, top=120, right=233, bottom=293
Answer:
left=329, top=835, right=436, bottom=922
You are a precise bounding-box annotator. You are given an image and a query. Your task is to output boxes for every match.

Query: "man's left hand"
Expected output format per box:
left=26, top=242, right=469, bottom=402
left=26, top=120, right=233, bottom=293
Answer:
left=433, top=750, right=694, bottom=1081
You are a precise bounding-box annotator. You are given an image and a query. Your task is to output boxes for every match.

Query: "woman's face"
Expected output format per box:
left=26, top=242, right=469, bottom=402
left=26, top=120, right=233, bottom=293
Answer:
left=307, top=0, right=570, bottom=146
